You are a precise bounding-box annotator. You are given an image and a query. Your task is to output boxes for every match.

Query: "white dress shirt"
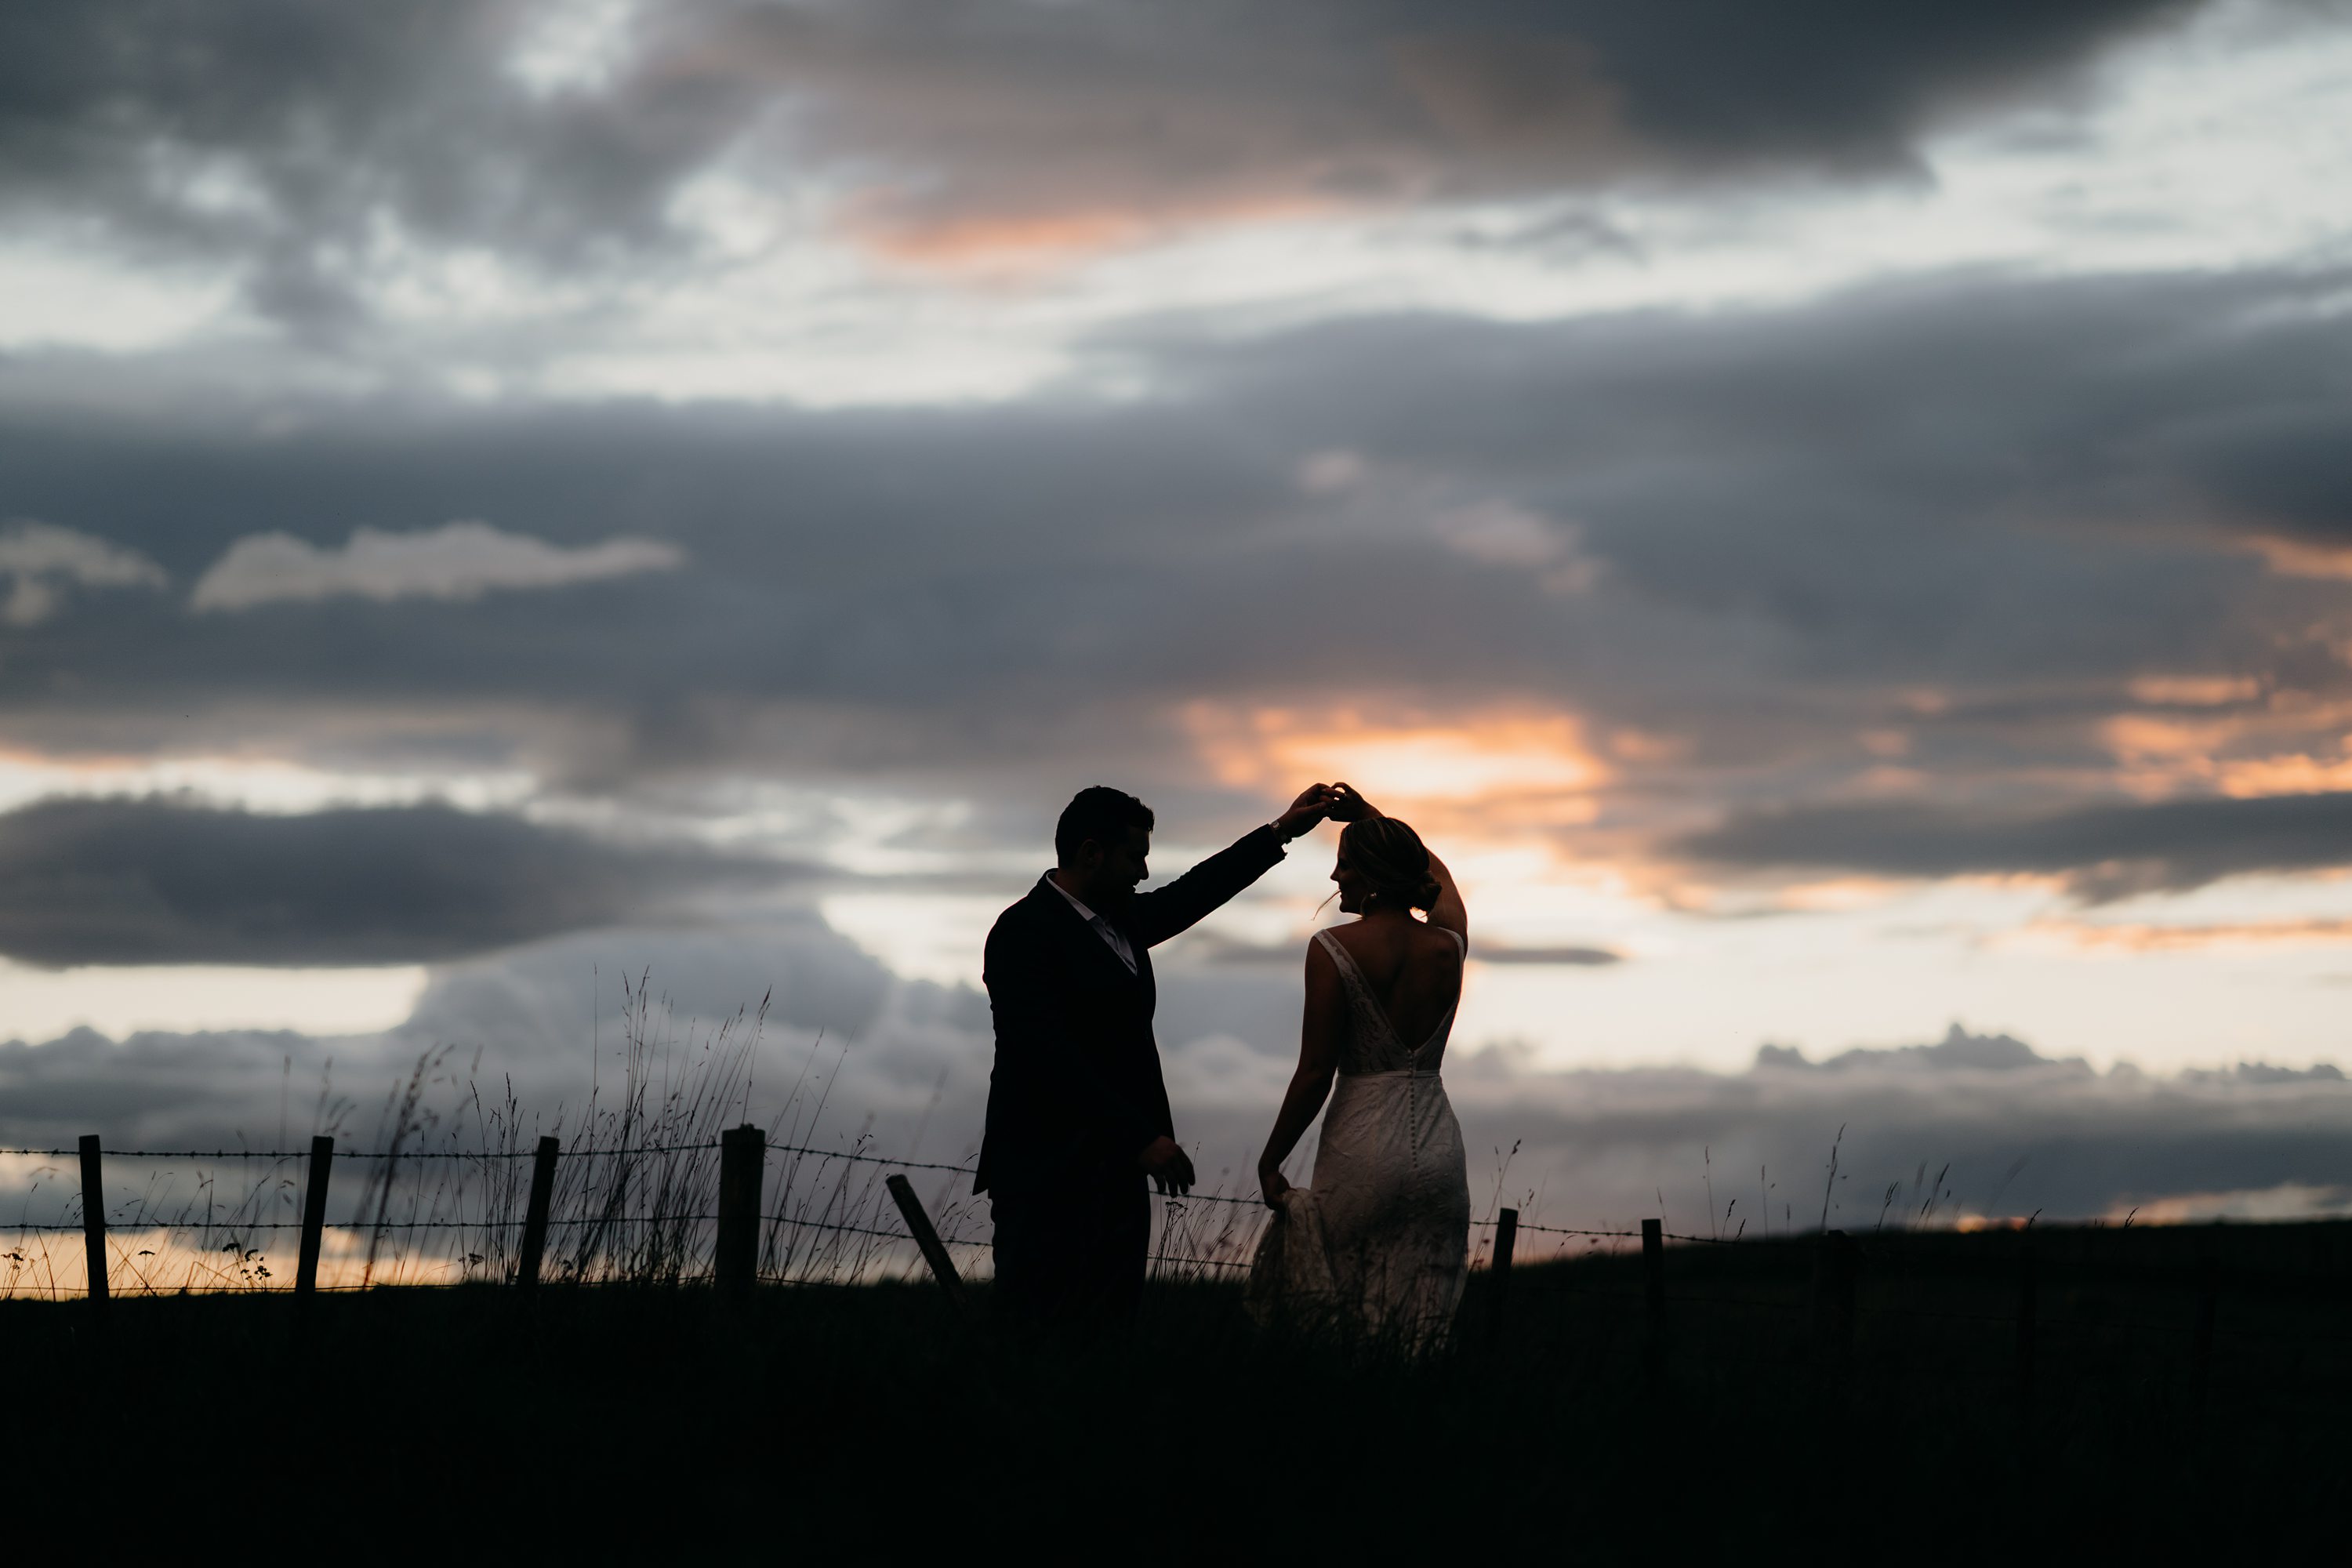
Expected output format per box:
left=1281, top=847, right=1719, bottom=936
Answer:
left=1044, top=873, right=1138, bottom=974
left=1044, top=822, right=1292, bottom=976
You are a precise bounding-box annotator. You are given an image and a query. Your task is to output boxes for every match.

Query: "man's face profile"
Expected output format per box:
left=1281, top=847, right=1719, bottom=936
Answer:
left=1079, top=827, right=1151, bottom=909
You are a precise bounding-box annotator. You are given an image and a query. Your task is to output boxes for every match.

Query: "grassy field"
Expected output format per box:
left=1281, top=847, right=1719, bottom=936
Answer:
left=10, top=1218, right=2348, bottom=1554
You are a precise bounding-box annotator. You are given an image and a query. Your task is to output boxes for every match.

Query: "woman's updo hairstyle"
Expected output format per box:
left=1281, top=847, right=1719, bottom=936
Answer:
left=1341, top=817, right=1441, bottom=913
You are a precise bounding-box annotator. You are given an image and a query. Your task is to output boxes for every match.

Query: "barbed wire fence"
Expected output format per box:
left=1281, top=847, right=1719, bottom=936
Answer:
left=0, top=1133, right=984, bottom=1299
left=0, top=1127, right=1763, bottom=1304
left=8, top=1127, right=2336, bottom=1420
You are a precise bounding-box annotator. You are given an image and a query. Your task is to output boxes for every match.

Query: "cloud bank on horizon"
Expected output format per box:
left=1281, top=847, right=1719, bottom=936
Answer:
left=2, top=0, right=2351, bottom=1221
left=11, top=982, right=2351, bottom=1236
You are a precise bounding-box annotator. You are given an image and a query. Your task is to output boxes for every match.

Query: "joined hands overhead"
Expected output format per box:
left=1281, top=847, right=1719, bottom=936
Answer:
left=1323, top=781, right=1378, bottom=823
left=1273, top=782, right=1338, bottom=840
left=1273, top=780, right=1380, bottom=840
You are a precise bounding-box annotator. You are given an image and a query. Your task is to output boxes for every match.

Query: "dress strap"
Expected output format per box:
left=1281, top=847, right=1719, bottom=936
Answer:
left=1316, top=931, right=1378, bottom=1009
left=1311, top=928, right=1347, bottom=989
left=1316, top=929, right=1392, bottom=1044
left=1312, top=927, right=1371, bottom=993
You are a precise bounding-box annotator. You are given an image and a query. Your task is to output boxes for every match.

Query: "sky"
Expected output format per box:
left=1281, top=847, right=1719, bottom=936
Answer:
left=4, top=0, right=2352, bottom=1234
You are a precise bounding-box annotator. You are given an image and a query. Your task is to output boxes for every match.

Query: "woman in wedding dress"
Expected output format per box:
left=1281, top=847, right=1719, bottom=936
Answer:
left=1248, top=786, right=1471, bottom=1346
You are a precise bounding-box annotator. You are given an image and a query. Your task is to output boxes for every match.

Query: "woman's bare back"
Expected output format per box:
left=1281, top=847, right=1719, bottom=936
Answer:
left=1324, top=917, right=1464, bottom=1049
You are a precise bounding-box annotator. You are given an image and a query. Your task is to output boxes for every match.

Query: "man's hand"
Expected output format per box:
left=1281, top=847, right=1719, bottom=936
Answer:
left=1140, top=1134, right=1196, bottom=1196
left=1274, top=782, right=1338, bottom=841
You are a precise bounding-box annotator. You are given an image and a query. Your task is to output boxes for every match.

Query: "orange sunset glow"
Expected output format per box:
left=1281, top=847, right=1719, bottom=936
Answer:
left=1187, top=705, right=1607, bottom=833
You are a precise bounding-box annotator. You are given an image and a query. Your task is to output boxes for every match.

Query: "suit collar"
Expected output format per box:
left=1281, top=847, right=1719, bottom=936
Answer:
left=1034, top=871, right=1138, bottom=935
left=1041, top=870, right=1106, bottom=925
left=1029, top=871, right=1146, bottom=980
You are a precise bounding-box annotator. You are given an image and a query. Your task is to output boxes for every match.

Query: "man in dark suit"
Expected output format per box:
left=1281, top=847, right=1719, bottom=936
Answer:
left=978, top=782, right=1335, bottom=1332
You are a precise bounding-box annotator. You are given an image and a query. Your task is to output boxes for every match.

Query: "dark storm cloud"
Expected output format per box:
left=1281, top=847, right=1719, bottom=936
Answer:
left=710, top=0, right=2206, bottom=245
left=0, top=1, right=768, bottom=328
left=1472, top=945, right=1623, bottom=967
left=3, top=262, right=2345, bottom=826
left=1754, top=1025, right=2067, bottom=1073
left=1421, top=1032, right=2352, bottom=1232
left=1184, top=934, right=1620, bottom=966
left=1109, top=263, right=2352, bottom=780
left=1678, top=790, right=2352, bottom=901
left=12, top=981, right=2352, bottom=1234
left=0, top=0, right=2226, bottom=316
left=1160, top=1013, right=2352, bottom=1234
left=2171, top=404, right=2352, bottom=546
left=401, top=920, right=902, bottom=1051
left=0, top=922, right=977, bottom=1158
left=0, top=797, right=785, bottom=967
left=0, top=1025, right=346, bottom=1140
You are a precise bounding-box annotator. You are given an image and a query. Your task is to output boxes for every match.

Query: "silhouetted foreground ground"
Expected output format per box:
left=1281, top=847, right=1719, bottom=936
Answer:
left=12, top=1221, right=2348, bottom=1553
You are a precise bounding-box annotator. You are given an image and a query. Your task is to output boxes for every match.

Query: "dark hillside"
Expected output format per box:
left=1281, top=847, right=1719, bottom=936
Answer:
left=11, top=1220, right=2348, bottom=1552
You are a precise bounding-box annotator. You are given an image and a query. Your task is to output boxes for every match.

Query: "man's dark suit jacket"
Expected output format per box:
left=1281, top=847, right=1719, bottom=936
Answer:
left=976, top=826, right=1287, bottom=1198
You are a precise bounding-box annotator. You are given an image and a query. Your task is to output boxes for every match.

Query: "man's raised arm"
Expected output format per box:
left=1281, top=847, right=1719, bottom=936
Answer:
left=1128, top=785, right=1333, bottom=947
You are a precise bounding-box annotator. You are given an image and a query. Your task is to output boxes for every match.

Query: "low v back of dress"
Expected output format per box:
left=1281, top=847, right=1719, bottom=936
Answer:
left=1248, top=925, right=1472, bottom=1346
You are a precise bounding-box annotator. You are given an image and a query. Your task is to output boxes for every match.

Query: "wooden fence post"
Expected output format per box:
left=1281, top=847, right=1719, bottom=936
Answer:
left=1641, top=1218, right=1665, bottom=1390
left=886, top=1174, right=967, bottom=1316
left=2190, top=1259, right=2218, bottom=1430
left=2015, top=1237, right=2038, bottom=1412
left=1810, top=1229, right=1857, bottom=1374
left=515, top=1135, right=560, bottom=1294
left=1486, top=1207, right=1519, bottom=1345
left=295, top=1134, right=334, bottom=1301
left=715, top=1124, right=764, bottom=1300
left=78, top=1134, right=107, bottom=1312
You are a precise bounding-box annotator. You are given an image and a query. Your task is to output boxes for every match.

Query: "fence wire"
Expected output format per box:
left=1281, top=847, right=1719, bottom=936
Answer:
left=13, top=1134, right=2351, bottom=1367
left=2, top=1142, right=978, bottom=1173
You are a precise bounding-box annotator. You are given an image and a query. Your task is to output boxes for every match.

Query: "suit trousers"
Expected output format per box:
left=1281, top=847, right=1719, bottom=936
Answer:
left=990, top=1178, right=1150, bottom=1334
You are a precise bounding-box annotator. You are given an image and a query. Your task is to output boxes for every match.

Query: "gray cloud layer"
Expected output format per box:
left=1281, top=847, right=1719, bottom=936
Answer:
left=1432, top=1036, right=2352, bottom=1235
left=0, top=797, right=781, bottom=967
left=0, top=19, right=2347, bottom=965
left=0, top=919, right=972, bottom=1155
left=0, top=0, right=2225, bottom=323
left=10, top=952, right=2350, bottom=1237
left=1192, top=933, right=1621, bottom=966
left=1681, top=790, right=2352, bottom=901
left=0, top=1, right=764, bottom=328
left=710, top=0, right=2205, bottom=243
left=1, top=264, right=2343, bottom=822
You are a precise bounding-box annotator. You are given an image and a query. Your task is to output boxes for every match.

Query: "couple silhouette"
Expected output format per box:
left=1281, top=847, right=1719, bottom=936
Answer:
left=976, top=782, right=1471, bottom=1345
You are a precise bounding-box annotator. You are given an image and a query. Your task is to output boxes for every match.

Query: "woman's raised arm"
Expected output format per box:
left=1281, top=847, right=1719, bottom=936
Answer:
left=1327, top=782, right=1465, bottom=939
left=1424, top=845, right=1467, bottom=941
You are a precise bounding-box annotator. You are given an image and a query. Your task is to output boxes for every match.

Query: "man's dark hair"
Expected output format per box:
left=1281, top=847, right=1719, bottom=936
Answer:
left=1054, top=786, right=1155, bottom=862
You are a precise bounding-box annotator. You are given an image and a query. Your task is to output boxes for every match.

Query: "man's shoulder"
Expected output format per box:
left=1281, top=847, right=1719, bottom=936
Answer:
left=985, top=887, right=1071, bottom=1006
left=987, top=884, right=1056, bottom=946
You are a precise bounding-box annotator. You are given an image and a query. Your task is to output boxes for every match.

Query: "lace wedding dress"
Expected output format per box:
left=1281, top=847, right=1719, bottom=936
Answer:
left=1248, top=927, right=1471, bottom=1346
